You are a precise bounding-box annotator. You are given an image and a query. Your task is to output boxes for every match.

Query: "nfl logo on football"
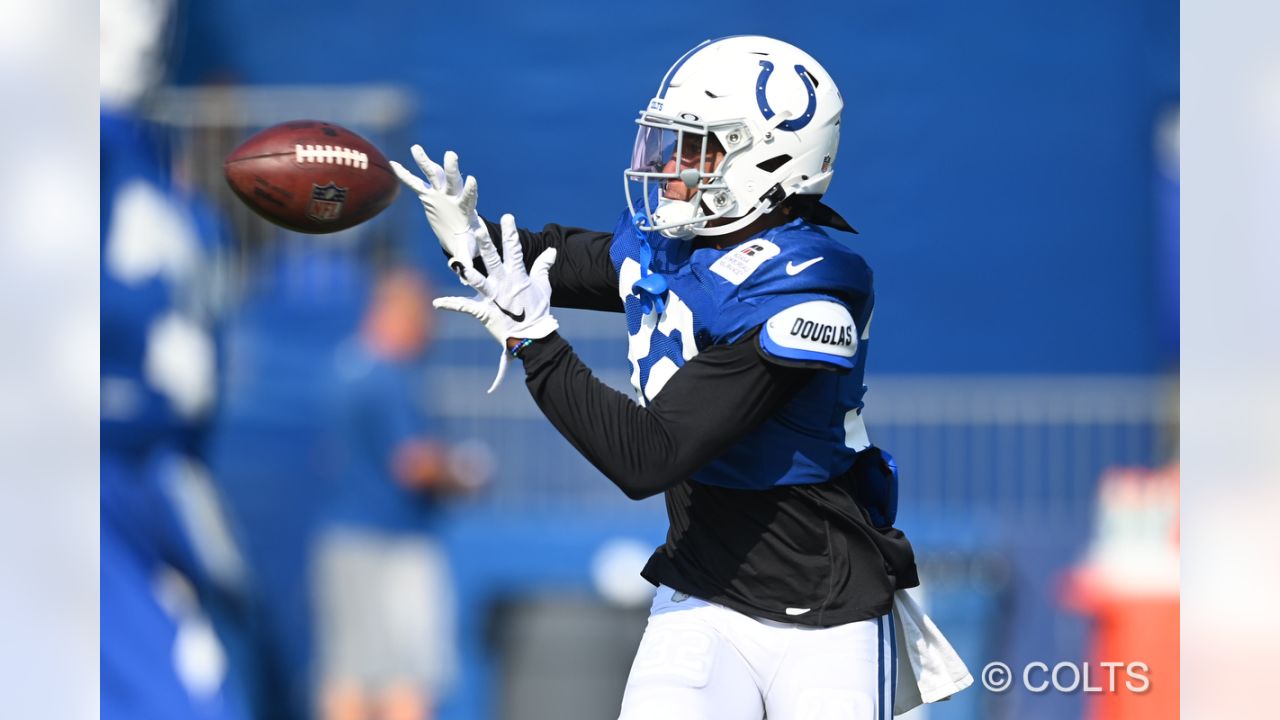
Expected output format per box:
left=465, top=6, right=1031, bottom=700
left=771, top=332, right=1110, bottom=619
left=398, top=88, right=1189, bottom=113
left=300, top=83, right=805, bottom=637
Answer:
left=307, top=182, right=348, bottom=221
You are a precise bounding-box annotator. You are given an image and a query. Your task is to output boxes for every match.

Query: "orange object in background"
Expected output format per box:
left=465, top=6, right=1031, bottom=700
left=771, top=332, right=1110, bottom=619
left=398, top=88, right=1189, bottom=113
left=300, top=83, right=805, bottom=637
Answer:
left=1062, top=465, right=1179, bottom=720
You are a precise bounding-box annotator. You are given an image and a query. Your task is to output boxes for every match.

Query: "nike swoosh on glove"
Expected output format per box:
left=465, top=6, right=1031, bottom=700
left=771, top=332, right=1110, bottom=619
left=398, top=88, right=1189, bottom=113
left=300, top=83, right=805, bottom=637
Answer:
left=432, top=213, right=558, bottom=394
left=390, top=146, right=485, bottom=284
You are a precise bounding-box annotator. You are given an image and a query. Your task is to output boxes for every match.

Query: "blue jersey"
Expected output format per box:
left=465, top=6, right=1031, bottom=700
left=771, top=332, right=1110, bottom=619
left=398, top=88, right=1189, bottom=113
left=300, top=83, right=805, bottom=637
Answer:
left=101, top=110, right=247, bottom=720
left=101, top=111, right=219, bottom=460
left=609, top=211, right=875, bottom=490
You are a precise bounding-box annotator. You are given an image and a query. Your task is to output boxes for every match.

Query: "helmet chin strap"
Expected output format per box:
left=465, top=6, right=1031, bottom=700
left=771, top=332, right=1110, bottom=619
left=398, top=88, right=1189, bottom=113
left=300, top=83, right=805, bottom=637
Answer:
left=656, top=191, right=775, bottom=239
left=691, top=203, right=770, bottom=237
left=653, top=181, right=793, bottom=240
left=691, top=183, right=787, bottom=238
left=652, top=198, right=700, bottom=239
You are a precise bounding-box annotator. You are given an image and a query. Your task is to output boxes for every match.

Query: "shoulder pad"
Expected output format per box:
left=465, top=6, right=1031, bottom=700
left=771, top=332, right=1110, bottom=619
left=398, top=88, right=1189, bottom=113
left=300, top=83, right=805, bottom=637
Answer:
left=759, top=300, right=858, bottom=370
left=736, top=231, right=871, bottom=302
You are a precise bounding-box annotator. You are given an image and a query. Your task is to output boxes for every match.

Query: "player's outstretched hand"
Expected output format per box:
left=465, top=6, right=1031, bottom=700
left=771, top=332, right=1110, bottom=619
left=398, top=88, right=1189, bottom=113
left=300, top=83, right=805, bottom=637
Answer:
left=433, top=214, right=558, bottom=393
left=390, top=145, right=485, bottom=284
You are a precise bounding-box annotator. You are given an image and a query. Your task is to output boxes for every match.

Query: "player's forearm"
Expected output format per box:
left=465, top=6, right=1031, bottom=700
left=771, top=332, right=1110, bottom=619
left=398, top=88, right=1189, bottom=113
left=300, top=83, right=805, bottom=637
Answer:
left=518, top=334, right=715, bottom=499
left=480, top=220, right=622, bottom=312
left=518, top=331, right=813, bottom=499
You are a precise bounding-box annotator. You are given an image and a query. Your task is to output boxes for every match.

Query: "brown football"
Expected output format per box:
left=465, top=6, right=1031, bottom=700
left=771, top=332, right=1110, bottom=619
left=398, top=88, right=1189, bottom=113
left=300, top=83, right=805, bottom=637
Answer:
left=223, top=120, right=399, bottom=234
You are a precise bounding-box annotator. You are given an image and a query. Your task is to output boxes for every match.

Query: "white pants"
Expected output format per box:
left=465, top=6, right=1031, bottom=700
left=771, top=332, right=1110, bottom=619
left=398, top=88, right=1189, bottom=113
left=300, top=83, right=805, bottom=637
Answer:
left=619, top=586, right=896, bottom=720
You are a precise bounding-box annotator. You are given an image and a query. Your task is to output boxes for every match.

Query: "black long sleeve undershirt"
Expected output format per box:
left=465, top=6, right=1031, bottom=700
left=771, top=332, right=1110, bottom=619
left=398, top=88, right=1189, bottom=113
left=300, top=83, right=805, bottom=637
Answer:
left=518, top=328, right=816, bottom=500
left=485, top=220, right=919, bottom=624
left=479, top=220, right=621, bottom=312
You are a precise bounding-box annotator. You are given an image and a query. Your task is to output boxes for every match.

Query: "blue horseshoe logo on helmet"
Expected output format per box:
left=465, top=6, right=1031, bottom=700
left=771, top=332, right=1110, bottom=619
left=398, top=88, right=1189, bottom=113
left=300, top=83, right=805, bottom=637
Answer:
left=756, top=61, right=817, bottom=131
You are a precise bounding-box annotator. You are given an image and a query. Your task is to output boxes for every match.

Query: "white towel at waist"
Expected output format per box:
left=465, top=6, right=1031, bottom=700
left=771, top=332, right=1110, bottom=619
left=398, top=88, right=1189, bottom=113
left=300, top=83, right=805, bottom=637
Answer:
left=893, top=588, right=973, bottom=715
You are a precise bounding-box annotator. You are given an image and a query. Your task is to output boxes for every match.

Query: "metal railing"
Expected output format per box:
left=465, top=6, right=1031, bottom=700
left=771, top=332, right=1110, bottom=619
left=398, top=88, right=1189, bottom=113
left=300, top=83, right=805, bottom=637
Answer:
left=424, top=354, right=1179, bottom=526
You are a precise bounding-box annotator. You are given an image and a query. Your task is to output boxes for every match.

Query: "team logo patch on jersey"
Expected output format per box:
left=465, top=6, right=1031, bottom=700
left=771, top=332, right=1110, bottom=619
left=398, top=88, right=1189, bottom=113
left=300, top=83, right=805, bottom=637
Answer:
left=307, top=182, right=347, bottom=221
left=709, top=239, right=780, bottom=285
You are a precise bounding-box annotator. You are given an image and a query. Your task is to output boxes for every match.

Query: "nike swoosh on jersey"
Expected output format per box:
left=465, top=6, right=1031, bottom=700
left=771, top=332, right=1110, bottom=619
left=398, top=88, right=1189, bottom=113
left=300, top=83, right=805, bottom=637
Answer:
left=785, top=256, right=824, bottom=275
left=496, top=303, right=526, bottom=322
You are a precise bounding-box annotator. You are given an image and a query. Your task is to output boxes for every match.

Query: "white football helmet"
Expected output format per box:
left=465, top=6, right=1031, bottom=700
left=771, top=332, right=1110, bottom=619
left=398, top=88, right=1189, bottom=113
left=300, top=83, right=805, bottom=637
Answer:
left=625, top=36, right=844, bottom=239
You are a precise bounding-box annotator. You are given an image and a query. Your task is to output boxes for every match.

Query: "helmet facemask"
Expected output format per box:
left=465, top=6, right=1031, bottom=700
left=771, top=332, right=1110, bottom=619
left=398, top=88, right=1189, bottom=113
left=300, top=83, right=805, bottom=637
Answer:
left=624, top=115, right=752, bottom=239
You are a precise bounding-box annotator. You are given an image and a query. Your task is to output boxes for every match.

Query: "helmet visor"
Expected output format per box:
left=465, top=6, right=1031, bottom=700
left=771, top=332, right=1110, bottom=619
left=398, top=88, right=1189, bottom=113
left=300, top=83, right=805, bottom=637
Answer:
left=630, top=124, right=676, bottom=174
left=629, top=122, right=717, bottom=176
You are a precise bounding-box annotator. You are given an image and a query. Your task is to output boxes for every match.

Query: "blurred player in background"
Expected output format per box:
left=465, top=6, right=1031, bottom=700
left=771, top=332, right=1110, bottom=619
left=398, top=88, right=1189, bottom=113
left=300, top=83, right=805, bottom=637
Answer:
left=313, top=268, right=484, bottom=720
left=394, top=36, right=969, bottom=719
left=102, top=0, right=252, bottom=718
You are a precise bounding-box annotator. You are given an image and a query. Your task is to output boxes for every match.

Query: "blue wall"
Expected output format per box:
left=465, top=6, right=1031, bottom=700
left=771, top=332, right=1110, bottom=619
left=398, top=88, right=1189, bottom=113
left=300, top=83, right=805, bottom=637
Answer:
left=176, top=0, right=1178, bottom=374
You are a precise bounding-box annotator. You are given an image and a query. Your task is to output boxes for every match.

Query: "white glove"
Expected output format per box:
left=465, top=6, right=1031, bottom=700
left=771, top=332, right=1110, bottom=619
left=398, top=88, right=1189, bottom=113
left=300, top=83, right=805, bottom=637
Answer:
left=389, top=146, right=484, bottom=283
left=433, top=214, right=558, bottom=394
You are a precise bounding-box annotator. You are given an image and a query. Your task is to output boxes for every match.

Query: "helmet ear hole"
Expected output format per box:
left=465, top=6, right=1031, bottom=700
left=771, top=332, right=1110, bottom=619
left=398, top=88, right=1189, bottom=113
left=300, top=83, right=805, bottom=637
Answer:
left=756, top=154, right=792, bottom=173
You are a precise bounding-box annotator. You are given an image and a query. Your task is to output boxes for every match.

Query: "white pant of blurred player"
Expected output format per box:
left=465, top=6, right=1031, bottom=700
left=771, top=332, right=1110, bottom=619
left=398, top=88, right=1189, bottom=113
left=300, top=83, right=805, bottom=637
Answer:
left=619, top=586, right=894, bottom=720
left=313, top=528, right=459, bottom=720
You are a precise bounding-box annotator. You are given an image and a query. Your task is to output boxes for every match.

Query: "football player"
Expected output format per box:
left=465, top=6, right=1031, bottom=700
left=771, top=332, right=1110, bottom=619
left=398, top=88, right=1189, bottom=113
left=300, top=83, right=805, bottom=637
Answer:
left=395, top=36, right=958, bottom=719
left=102, top=1, right=250, bottom=717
